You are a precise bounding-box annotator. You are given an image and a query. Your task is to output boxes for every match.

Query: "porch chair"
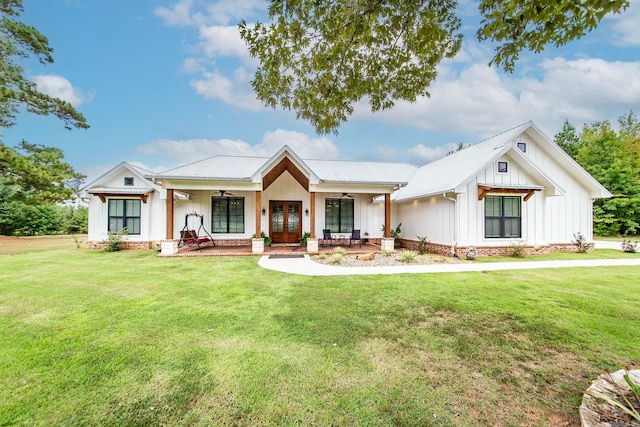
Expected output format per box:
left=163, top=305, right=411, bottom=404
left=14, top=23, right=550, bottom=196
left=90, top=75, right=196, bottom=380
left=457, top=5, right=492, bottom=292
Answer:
left=322, top=229, right=334, bottom=246
left=350, top=229, right=362, bottom=247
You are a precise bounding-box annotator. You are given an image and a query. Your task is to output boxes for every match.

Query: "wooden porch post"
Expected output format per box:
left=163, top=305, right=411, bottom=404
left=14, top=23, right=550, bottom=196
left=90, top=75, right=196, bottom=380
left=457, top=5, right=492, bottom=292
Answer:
left=309, top=192, right=316, bottom=238
left=384, top=193, right=391, bottom=238
left=166, top=189, right=174, bottom=239
left=256, top=191, right=262, bottom=235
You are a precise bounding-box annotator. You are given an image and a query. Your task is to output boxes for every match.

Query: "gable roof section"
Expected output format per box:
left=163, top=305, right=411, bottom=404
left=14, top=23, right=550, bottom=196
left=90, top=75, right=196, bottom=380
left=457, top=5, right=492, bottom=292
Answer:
left=81, top=161, right=162, bottom=194
left=156, top=156, right=266, bottom=181
left=393, top=122, right=611, bottom=201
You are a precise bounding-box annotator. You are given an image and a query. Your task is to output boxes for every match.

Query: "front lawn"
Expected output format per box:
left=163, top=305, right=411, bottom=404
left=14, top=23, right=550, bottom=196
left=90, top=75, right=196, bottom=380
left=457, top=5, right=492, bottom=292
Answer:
left=1, top=237, right=639, bottom=426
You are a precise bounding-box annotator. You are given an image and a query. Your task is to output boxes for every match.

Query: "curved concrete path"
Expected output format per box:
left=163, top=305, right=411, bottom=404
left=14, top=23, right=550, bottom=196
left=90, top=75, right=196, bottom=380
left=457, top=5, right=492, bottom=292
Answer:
left=258, top=241, right=640, bottom=276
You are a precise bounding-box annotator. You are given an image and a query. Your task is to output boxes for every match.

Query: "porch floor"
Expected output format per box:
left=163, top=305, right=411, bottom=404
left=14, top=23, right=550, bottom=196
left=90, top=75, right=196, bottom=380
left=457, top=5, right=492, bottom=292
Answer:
left=173, top=242, right=382, bottom=257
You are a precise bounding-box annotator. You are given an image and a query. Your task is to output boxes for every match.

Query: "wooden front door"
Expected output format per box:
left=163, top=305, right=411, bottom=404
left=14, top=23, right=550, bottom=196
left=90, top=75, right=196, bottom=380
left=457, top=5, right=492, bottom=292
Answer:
left=270, top=201, right=302, bottom=244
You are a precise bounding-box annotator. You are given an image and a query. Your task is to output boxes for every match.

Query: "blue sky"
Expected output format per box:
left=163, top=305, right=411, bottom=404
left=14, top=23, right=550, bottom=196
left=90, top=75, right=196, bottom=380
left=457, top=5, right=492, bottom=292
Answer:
left=5, top=0, right=640, bottom=182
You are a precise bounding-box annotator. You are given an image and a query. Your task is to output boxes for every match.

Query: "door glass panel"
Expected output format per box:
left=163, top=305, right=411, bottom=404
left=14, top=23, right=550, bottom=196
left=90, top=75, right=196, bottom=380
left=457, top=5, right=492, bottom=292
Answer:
left=272, top=203, right=284, bottom=232
left=287, top=204, right=300, bottom=232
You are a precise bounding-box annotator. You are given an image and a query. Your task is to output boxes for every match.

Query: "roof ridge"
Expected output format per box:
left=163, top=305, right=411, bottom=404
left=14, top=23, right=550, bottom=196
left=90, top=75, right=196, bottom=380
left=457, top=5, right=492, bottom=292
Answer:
left=474, top=121, right=532, bottom=145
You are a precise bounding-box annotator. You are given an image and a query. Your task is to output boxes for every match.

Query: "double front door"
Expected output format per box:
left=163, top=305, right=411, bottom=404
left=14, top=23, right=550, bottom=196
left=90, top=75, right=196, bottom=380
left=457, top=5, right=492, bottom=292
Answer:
left=270, top=201, right=302, bottom=244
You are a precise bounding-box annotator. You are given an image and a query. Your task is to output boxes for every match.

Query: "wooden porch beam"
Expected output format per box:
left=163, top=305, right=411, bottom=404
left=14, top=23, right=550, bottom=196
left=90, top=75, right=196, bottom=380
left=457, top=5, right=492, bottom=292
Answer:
left=478, top=185, right=541, bottom=201
left=166, top=189, right=174, bottom=240
left=256, top=190, right=262, bottom=235
left=310, top=192, right=315, bottom=238
left=384, top=193, right=391, bottom=238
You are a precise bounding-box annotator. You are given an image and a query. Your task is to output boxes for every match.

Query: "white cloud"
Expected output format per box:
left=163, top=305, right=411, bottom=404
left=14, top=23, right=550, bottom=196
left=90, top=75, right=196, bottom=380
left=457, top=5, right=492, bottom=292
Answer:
left=137, top=129, right=339, bottom=164
left=407, top=143, right=460, bottom=164
left=190, top=67, right=262, bottom=111
left=199, top=25, right=253, bottom=63
left=33, top=74, right=90, bottom=107
left=154, top=0, right=205, bottom=26
left=203, top=0, right=265, bottom=25
left=609, top=0, right=640, bottom=46
left=356, top=48, right=640, bottom=139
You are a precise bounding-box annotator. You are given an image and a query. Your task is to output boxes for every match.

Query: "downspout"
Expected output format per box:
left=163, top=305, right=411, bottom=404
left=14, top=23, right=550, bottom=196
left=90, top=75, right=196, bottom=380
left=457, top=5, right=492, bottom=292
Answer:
left=442, top=192, right=457, bottom=257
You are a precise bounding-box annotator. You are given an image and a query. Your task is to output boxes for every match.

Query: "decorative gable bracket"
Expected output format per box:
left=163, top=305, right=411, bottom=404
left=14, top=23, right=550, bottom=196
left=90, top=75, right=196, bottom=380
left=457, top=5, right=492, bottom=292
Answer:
left=477, top=185, right=541, bottom=202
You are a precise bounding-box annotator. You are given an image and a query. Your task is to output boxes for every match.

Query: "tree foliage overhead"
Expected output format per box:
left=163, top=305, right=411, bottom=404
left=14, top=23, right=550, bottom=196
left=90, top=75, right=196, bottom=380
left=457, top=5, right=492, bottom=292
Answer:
left=0, top=0, right=88, bottom=130
left=240, top=0, right=629, bottom=134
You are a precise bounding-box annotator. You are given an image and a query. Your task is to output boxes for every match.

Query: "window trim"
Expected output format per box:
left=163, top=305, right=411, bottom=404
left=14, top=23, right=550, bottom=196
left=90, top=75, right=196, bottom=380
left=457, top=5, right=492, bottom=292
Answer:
left=484, top=195, right=522, bottom=239
left=516, top=142, right=527, bottom=153
left=124, top=176, right=134, bottom=186
left=107, top=198, right=141, bottom=235
left=324, top=197, right=354, bottom=233
left=211, top=196, right=245, bottom=234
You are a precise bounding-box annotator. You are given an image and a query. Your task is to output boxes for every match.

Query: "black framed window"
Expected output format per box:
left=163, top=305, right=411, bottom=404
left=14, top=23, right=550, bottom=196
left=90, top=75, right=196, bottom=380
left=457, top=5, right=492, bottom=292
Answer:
left=485, top=195, right=521, bottom=238
left=517, top=142, right=527, bottom=153
left=325, top=198, right=354, bottom=233
left=124, top=177, right=134, bottom=186
left=108, top=199, right=141, bottom=234
left=212, top=197, right=244, bottom=233
left=497, top=161, right=508, bottom=173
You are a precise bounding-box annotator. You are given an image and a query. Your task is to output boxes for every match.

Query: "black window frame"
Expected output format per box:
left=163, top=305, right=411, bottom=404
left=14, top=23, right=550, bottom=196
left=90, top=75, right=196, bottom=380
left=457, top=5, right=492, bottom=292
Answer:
left=484, top=195, right=521, bottom=238
left=211, top=196, right=245, bottom=234
left=124, top=176, right=134, bottom=186
left=516, top=142, right=527, bottom=153
left=325, top=198, right=354, bottom=233
left=497, top=161, right=508, bottom=173
left=107, top=198, right=141, bottom=235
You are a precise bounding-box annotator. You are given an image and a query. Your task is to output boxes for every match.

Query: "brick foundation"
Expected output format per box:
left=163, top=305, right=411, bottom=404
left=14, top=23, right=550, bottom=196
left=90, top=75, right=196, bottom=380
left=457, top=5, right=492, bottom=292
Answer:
left=87, top=238, right=252, bottom=250
left=398, top=238, right=594, bottom=258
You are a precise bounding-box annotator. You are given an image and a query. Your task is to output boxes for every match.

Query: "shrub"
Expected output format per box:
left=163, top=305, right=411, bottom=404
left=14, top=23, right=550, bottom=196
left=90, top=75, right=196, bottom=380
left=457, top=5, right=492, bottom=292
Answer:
left=252, top=231, right=272, bottom=247
left=573, top=232, right=589, bottom=253
left=507, top=241, right=527, bottom=258
left=398, top=250, right=417, bottom=263
left=333, top=246, right=346, bottom=255
left=104, top=229, right=127, bottom=252
left=329, top=253, right=343, bottom=264
left=300, top=232, right=311, bottom=247
left=415, top=235, right=430, bottom=254
left=318, top=253, right=326, bottom=260
left=382, top=249, right=395, bottom=257
left=382, top=223, right=402, bottom=248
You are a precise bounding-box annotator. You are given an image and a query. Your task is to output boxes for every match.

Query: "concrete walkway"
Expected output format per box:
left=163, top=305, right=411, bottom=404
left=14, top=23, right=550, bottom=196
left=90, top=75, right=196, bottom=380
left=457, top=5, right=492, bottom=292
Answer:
left=258, top=240, right=640, bottom=276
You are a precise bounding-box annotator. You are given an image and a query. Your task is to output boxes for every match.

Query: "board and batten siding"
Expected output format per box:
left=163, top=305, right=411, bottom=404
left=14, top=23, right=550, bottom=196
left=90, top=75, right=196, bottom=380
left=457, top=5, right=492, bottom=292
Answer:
left=397, top=196, right=455, bottom=245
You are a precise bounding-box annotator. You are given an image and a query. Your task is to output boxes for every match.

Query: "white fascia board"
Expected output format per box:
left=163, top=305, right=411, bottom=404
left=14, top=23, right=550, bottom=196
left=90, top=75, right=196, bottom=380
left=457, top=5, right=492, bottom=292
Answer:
left=158, top=179, right=260, bottom=192
left=251, top=145, right=320, bottom=183
left=82, top=161, right=162, bottom=194
left=310, top=183, right=399, bottom=194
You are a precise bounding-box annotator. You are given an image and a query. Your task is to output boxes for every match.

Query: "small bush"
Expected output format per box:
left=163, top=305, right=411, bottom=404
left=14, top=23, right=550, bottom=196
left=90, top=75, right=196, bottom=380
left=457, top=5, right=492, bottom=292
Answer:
left=318, top=253, right=326, bottom=260
left=104, top=229, right=127, bottom=252
left=398, top=250, right=417, bottom=263
left=382, top=249, right=395, bottom=257
left=415, top=235, right=430, bottom=254
left=507, top=241, right=527, bottom=258
left=329, top=253, right=343, bottom=264
left=300, top=232, right=311, bottom=247
left=333, top=246, right=346, bottom=255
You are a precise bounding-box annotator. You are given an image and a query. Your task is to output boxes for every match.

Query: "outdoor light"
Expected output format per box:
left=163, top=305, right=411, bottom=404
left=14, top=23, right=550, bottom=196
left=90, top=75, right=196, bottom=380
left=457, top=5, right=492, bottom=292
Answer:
left=262, top=208, right=266, bottom=215
left=305, top=208, right=309, bottom=216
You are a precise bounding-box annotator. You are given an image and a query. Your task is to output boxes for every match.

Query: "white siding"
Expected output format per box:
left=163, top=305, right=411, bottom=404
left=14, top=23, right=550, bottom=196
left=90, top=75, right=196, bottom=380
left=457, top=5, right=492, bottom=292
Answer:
left=397, top=196, right=455, bottom=245
left=315, top=194, right=388, bottom=238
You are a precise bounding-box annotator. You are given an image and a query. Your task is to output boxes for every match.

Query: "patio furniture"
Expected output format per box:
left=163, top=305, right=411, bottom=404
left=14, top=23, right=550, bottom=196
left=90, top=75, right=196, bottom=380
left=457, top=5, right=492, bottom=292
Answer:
left=178, top=213, right=214, bottom=250
left=322, top=229, right=334, bottom=246
left=350, top=229, right=362, bottom=247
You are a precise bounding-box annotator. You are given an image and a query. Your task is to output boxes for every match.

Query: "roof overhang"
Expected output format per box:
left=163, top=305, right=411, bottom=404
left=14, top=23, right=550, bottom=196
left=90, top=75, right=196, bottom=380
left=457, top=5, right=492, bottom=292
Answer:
left=88, top=187, right=154, bottom=203
left=477, top=184, right=545, bottom=202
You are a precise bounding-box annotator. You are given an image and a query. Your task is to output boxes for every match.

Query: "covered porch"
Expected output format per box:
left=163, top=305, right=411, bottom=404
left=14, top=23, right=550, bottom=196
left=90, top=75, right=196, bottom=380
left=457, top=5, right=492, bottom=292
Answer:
left=166, top=241, right=384, bottom=257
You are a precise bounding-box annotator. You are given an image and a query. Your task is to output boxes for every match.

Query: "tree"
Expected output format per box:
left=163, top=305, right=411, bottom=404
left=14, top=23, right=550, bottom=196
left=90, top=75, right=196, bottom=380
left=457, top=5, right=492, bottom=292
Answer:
left=240, top=0, right=629, bottom=134
left=0, top=0, right=88, bottom=130
left=558, top=113, right=640, bottom=236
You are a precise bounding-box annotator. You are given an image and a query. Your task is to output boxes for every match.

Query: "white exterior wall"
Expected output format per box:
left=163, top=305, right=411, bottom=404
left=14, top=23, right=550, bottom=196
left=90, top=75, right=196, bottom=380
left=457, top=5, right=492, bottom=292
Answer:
left=87, top=168, right=165, bottom=244
left=455, top=134, right=594, bottom=246
left=314, top=194, right=389, bottom=238
left=397, top=196, right=455, bottom=245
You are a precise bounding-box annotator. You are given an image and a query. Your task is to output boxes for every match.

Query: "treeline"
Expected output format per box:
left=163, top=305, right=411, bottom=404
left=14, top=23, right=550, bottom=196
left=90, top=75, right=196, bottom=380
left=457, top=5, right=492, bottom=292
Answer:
left=555, top=111, right=640, bottom=236
left=0, top=141, right=88, bottom=236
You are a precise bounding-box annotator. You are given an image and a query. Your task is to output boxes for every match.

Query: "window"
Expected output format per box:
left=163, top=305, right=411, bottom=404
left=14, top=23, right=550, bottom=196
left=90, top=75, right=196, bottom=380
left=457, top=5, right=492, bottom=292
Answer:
left=211, top=197, right=244, bottom=233
left=325, top=198, right=354, bottom=233
left=497, top=161, right=508, bottom=173
left=517, top=142, right=527, bottom=153
left=108, top=199, right=141, bottom=234
left=485, top=195, right=521, bottom=238
left=124, top=177, right=134, bottom=186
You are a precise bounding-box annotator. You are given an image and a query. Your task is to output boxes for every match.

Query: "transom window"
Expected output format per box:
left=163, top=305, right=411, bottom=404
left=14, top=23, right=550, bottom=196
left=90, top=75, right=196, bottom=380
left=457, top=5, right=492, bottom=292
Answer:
left=108, top=199, right=141, bottom=234
left=211, top=197, right=244, bottom=233
left=325, top=198, right=354, bottom=233
left=485, top=195, right=521, bottom=238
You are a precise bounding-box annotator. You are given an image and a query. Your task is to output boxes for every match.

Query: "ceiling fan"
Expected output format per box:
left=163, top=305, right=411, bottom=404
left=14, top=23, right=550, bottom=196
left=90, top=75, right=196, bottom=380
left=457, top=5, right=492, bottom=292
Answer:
left=216, top=190, right=236, bottom=197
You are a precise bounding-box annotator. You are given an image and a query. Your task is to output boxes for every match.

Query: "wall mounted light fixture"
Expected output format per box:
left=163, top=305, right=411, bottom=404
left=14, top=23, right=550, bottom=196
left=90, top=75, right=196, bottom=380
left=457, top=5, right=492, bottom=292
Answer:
left=261, top=208, right=266, bottom=215
left=305, top=208, right=309, bottom=216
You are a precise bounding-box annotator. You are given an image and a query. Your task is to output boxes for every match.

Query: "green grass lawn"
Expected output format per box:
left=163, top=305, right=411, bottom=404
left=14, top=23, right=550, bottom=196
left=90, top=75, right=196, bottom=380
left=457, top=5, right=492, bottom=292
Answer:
left=1, top=237, right=639, bottom=426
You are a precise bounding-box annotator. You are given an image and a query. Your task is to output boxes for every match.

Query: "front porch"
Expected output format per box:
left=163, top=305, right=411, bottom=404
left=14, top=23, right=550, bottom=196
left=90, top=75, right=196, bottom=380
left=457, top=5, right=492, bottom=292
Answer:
left=166, top=242, right=383, bottom=257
